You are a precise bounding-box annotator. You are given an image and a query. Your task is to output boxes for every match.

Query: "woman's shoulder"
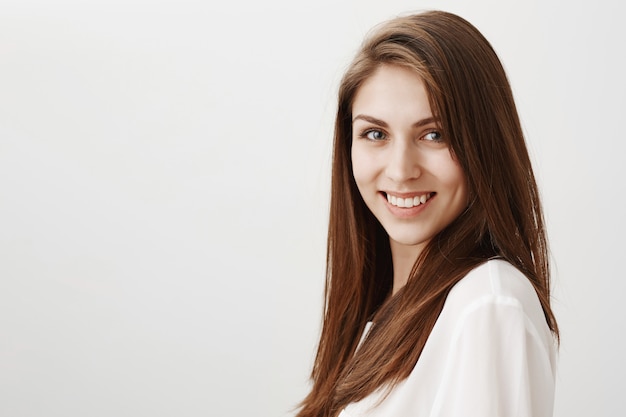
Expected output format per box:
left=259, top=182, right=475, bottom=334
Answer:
left=420, top=261, right=557, bottom=417
left=448, top=259, right=538, bottom=302
left=442, top=259, right=548, bottom=332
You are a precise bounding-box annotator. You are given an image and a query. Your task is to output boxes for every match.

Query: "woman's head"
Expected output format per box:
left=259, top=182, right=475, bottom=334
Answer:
left=333, top=10, right=539, bottom=260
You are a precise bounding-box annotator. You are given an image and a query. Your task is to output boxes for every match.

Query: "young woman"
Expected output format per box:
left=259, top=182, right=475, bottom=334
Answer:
left=297, top=10, right=559, bottom=417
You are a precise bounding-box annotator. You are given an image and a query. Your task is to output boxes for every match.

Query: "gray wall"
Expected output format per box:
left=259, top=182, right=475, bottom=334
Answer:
left=1, top=0, right=623, bottom=416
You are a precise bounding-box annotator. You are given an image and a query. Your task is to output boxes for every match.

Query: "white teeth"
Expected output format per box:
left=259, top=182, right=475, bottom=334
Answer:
left=386, top=193, right=432, bottom=208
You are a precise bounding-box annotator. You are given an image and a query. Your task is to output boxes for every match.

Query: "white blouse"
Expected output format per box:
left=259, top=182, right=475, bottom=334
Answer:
left=340, top=260, right=557, bottom=417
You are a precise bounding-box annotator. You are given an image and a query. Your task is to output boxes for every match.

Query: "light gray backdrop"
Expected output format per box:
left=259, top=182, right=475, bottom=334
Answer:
left=1, top=0, right=623, bottom=416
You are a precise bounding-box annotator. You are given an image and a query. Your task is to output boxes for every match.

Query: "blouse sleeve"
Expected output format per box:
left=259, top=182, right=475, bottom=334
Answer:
left=429, top=296, right=556, bottom=417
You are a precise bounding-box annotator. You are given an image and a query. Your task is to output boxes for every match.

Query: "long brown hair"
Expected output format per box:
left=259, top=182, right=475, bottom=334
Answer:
left=298, top=10, right=559, bottom=417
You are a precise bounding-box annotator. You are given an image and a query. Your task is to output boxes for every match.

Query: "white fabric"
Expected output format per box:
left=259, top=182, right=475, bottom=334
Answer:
left=339, top=260, right=557, bottom=417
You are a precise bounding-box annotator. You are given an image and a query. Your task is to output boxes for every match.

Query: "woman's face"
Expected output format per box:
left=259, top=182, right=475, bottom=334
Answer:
left=351, top=64, right=468, bottom=255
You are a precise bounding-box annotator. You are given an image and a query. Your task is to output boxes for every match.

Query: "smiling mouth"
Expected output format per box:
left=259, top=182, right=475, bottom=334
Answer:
left=384, top=192, right=434, bottom=208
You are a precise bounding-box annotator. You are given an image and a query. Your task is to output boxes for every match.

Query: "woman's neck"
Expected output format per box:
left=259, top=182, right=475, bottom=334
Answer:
left=390, top=239, right=425, bottom=295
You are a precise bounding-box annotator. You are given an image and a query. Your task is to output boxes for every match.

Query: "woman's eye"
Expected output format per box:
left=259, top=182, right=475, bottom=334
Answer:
left=363, top=130, right=386, bottom=141
left=423, top=130, right=442, bottom=142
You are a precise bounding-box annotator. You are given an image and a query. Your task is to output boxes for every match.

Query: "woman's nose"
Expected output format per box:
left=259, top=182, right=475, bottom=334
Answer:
left=384, top=141, right=422, bottom=183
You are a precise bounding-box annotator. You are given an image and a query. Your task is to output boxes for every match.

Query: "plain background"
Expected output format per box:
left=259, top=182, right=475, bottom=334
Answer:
left=1, top=0, right=624, bottom=416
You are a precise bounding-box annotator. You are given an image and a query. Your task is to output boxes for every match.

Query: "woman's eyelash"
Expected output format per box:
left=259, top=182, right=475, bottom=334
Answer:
left=423, top=130, right=443, bottom=142
left=359, top=129, right=387, bottom=141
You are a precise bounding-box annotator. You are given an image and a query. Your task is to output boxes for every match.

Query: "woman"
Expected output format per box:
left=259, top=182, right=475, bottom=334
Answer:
left=297, top=10, right=559, bottom=417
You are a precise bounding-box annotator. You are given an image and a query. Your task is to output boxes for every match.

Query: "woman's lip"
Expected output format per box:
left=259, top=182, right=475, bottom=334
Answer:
left=380, top=192, right=435, bottom=217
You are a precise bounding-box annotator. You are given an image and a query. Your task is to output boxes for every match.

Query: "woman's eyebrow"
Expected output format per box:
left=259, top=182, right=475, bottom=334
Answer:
left=413, top=117, right=438, bottom=128
left=352, top=114, right=439, bottom=128
left=352, top=114, right=388, bottom=126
